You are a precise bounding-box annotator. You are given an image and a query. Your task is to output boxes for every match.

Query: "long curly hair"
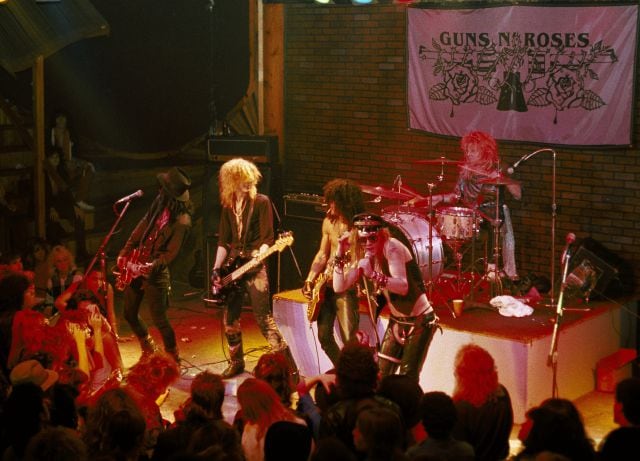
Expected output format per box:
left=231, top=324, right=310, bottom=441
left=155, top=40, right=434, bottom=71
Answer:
left=253, top=351, right=294, bottom=407
left=218, top=158, right=261, bottom=208
left=452, top=343, right=499, bottom=407
left=236, top=378, right=298, bottom=440
left=125, top=352, right=180, bottom=400
left=460, top=131, right=499, bottom=179
left=323, top=179, right=365, bottom=224
left=336, top=341, right=379, bottom=400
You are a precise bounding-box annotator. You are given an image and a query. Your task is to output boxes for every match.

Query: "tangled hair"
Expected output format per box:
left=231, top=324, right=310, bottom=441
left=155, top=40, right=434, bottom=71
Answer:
left=218, top=158, right=261, bottom=208
left=187, top=370, right=225, bottom=421
left=188, top=419, right=244, bottom=461
left=323, top=179, right=366, bottom=224
left=336, top=341, right=379, bottom=400
left=253, top=351, right=294, bottom=406
left=82, top=388, right=145, bottom=455
left=49, top=245, right=75, bottom=270
left=236, top=377, right=297, bottom=440
left=520, top=398, right=595, bottom=460
left=0, top=271, right=31, bottom=311
left=460, top=131, right=499, bottom=179
left=125, top=352, right=180, bottom=400
left=355, top=407, right=404, bottom=461
left=452, top=343, right=499, bottom=407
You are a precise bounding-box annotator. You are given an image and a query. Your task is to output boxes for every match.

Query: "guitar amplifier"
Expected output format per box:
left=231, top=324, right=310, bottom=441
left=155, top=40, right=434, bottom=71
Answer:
left=283, top=193, right=326, bottom=221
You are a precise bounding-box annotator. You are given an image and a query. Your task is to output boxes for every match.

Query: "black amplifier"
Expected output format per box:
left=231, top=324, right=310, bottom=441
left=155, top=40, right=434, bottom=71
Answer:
left=283, top=193, right=326, bottom=221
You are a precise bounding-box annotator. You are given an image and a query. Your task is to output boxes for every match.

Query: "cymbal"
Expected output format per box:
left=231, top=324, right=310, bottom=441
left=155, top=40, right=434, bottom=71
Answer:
left=359, top=184, right=413, bottom=201
left=413, top=156, right=462, bottom=166
left=479, top=174, right=521, bottom=186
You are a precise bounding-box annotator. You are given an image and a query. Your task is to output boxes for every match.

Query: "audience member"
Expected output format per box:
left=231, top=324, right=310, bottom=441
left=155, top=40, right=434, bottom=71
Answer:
left=122, top=352, right=180, bottom=453
left=513, top=398, right=596, bottom=461
left=253, top=351, right=296, bottom=407
left=50, top=110, right=95, bottom=211
left=0, top=382, right=49, bottom=460
left=152, top=370, right=225, bottom=461
left=613, top=377, right=640, bottom=427
left=43, top=148, right=90, bottom=262
left=296, top=372, right=339, bottom=441
left=98, top=408, right=147, bottom=461
left=264, top=420, right=313, bottom=461
left=598, top=425, right=640, bottom=461
left=319, top=341, right=401, bottom=454
left=377, top=374, right=424, bottom=448
left=81, top=387, right=146, bottom=458
left=236, top=377, right=307, bottom=461
left=185, top=419, right=244, bottom=461
left=48, top=245, right=83, bottom=301
left=9, top=359, right=59, bottom=391
left=451, top=343, right=513, bottom=461
left=353, top=406, right=408, bottom=461
left=23, top=426, right=88, bottom=461
left=22, top=238, right=53, bottom=301
left=311, top=437, right=357, bottom=461
left=406, top=391, right=474, bottom=460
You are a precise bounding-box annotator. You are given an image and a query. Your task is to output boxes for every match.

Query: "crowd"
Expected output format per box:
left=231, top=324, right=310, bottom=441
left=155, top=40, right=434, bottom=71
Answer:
left=0, top=275, right=638, bottom=461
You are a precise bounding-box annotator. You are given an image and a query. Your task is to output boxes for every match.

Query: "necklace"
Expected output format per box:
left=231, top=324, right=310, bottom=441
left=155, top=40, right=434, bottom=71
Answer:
left=233, top=198, right=247, bottom=240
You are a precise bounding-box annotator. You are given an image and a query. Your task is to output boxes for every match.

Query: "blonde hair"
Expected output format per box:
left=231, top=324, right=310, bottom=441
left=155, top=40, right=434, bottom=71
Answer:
left=218, top=158, right=261, bottom=208
left=48, top=245, right=75, bottom=269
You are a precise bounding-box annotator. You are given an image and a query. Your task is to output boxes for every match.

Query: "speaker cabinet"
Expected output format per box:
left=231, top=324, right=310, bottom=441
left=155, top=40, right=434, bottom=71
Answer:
left=277, top=194, right=326, bottom=291
left=207, top=135, right=278, bottom=165
left=566, top=237, right=634, bottom=300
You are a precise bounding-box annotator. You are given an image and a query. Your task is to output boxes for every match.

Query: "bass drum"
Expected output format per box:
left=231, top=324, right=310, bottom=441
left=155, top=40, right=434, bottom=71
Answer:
left=382, top=209, right=444, bottom=282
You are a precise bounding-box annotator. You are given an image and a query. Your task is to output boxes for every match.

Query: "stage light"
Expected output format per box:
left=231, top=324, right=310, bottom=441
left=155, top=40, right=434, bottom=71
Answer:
left=314, top=0, right=333, bottom=4
left=352, top=0, right=377, bottom=4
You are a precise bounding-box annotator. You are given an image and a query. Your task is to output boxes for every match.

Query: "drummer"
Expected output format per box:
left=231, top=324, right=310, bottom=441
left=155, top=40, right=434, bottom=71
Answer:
left=411, top=131, right=521, bottom=280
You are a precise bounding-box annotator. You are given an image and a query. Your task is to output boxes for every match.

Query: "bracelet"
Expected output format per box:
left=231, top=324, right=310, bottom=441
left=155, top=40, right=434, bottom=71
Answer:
left=333, top=254, right=348, bottom=270
left=371, top=271, right=388, bottom=289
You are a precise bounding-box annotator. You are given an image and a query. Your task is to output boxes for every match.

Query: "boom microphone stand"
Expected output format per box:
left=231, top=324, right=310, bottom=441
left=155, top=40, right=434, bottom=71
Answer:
left=508, top=148, right=557, bottom=307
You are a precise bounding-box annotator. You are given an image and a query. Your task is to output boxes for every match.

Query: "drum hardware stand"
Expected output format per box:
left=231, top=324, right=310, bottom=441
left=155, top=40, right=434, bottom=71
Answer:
left=425, top=182, right=456, bottom=317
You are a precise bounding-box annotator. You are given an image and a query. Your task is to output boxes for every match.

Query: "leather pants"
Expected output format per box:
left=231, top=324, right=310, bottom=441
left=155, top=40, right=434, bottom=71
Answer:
left=316, top=287, right=359, bottom=367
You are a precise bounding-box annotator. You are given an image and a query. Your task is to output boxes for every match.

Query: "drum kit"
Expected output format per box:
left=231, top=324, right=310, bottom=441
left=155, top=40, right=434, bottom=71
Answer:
left=359, top=156, right=521, bottom=308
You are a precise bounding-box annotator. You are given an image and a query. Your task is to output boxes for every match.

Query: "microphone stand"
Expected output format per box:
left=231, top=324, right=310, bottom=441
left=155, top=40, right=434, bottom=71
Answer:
left=547, top=241, right=571, bottom=397
left=510, top=148, right=557, bottom=308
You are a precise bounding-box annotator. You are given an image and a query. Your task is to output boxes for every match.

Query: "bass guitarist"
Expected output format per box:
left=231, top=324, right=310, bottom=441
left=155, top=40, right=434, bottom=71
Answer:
left=302, top=179, right=365, bottom=367
left=210, top=158, right=297, bottom=379
left=116, top=167, right=193, bottom=363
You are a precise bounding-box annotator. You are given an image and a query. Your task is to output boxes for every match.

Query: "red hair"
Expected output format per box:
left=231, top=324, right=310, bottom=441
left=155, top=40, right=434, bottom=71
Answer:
left=237, top=378, right=298, bottom=439
left=460, top=131, right=499, bottom=178
left=452, top=344, right=499, bottom=407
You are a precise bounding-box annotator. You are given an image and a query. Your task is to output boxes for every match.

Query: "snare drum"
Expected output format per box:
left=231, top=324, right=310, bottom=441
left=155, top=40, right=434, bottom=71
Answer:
left=382, top=210, right=443, bottom=281
left=435, top=206, right=481, bottom=241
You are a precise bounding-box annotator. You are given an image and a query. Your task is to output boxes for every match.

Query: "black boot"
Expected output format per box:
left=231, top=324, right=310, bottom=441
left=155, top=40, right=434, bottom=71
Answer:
left=166, top=348, right=181, bottom=364
left=139, top=334, right=158, bottom=358
left=222, top=332, right=245, bottom=378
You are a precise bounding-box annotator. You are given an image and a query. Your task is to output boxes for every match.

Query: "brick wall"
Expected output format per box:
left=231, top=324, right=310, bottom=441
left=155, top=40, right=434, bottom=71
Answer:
left=281, top=3, right=640, bottom=296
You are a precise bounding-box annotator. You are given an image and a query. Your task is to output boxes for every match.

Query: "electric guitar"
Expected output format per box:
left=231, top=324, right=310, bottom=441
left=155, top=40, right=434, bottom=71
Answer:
left=209, top=232, right=294, bottom=303
left=307, top=263, right=333, bottom=322
left=113, top=248, right=153, bottom=291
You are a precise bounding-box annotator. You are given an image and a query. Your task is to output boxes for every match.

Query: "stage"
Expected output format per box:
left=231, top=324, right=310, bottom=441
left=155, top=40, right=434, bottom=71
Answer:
left=273, top=289, right=633, bottom=423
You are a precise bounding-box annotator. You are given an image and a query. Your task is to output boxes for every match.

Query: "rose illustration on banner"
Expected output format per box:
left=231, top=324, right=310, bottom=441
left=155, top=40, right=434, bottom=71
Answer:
left=445, top=64, right=478, bottom=105
left=545, top=70, right=582, bottom=111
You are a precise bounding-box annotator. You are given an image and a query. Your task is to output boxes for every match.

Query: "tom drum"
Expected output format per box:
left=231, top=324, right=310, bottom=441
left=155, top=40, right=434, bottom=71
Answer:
left=435, top=206, right=481, bottom=242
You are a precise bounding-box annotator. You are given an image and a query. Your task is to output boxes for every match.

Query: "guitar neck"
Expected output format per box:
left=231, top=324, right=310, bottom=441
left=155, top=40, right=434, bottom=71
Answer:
left=221, top=246, right=279, bottom=286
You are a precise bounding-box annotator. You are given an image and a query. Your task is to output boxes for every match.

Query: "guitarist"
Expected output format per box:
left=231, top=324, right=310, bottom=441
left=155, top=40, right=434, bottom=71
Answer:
left=116, top=167, right=193, bottom=363
left=210, top=158, right=297, bottom=379
left=301, top=179, right=365, bottom=367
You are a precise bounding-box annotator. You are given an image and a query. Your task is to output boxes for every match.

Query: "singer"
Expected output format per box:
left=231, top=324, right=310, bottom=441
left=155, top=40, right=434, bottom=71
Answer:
left=333, top=213, right=439, bottom=380
left=116, top=167, right=193, bottom=363
left=301, top=178, right=365, bottom=367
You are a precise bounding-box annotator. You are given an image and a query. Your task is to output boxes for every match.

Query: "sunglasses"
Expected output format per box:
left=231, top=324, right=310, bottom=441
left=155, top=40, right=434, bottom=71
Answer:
left=358, top=233, right=378, bottom=243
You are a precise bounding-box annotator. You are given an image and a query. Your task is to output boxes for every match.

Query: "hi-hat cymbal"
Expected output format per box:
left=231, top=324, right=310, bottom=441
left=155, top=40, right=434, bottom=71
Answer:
left=359, top=184, right=413, bottom=201
left=413, top=156, right=462, bottom=166
left=479, top=174, right=521, bottom=186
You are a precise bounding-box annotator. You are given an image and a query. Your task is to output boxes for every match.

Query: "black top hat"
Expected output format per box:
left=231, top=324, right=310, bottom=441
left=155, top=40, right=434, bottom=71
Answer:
left=157, top=167, right=191, bottom=202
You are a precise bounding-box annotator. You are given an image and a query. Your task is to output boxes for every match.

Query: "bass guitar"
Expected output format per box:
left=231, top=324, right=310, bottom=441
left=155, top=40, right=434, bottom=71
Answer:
left=113, top=248, right=153, bottom=291
left=209, top=232, right=294, bottom=303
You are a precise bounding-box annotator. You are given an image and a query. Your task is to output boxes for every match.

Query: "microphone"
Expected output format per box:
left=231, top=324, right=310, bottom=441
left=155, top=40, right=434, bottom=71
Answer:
left=114, top=189, right=144, bottom=205
left=561, top=232, right=576, bottom=266
left=507, top=148, right=557, bottom=174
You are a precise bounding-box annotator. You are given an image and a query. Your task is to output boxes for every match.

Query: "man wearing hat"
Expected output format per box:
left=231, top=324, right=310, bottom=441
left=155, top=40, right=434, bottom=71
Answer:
left=117, top=167, right=193, bottom=363
left=10, top=359, right=59, bottom=391
left=333, top=213, right=439, bottom=380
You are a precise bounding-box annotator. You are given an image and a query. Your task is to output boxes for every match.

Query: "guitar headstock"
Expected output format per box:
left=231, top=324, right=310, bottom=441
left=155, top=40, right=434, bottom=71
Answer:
left=274, top=231, right=294, bottom=252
